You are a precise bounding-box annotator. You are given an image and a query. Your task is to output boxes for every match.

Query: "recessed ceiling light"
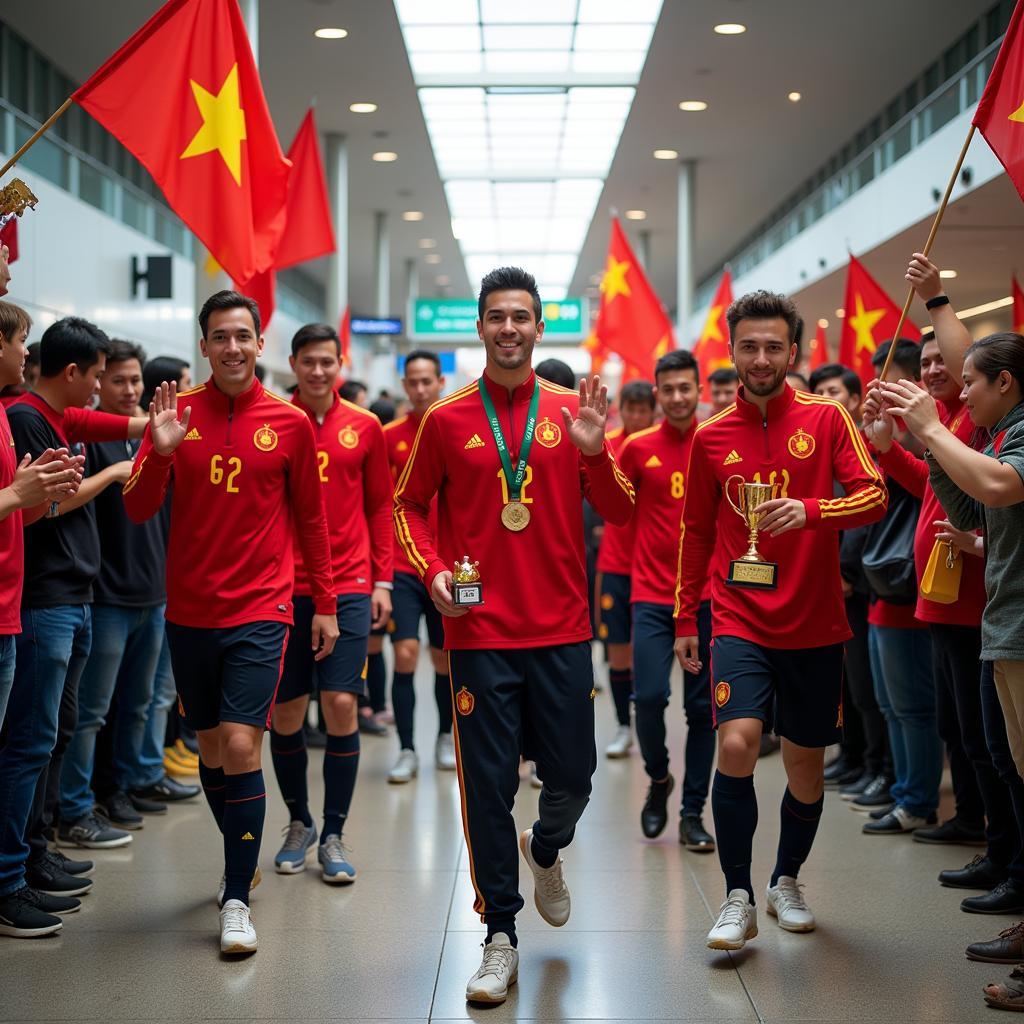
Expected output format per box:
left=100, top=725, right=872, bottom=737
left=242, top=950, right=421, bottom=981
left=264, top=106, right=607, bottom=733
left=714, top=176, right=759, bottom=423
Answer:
left=940, top=269, right=958, bottom=279
left=372, top=151, right=398, bottom=162
left=714, top=23, right=746, bottom=35
left=817, top=318, right=829, bottom=328
left=418, top=238, right=437, bottom=249
left=625, top=210, right=647, bottom=220
left=349, top=102, right=377, bottom=114
left=424, top=253, right=442, bottom=264
left=402, top=210, right=424, bottom=221
left=678, top=101, right=708, bottom=112
left=653, top=149, right=678, bottom=160
left=788, top=91, right=802, bottom=103
left=835, top=307, right=845, bottom=318
left=315, top=28, right=348, bottom=39
left=436, top=275, right=451, bottom=286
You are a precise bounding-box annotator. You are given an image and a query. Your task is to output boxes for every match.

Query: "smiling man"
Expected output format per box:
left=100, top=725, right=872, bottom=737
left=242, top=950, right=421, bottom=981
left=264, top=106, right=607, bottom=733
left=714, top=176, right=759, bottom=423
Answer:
left=124, top=291, right=337, bottom=956
left=394, top=266, right=634, bottom=1005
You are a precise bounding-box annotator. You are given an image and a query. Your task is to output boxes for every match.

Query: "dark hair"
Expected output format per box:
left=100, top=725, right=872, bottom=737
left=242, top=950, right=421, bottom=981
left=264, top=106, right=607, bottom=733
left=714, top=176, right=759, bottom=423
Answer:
left=726, top=290, right=800, bottom=345
left=404, top=349, right=442, bottom=377
left=291, top=322, right=340, bottom=358
left=0, top=300, right=31, bottom=342
left=655, top=348, right=699, bottom=382
left=620, top=380, right=655, bottom=408
left=707, top=367, right=738, bottom=385
left=142, top=355, right=190, bottom=409
left=964, top=332, right=1024, bottom=390
left=253, top=363, right=266, bottom=383
left=340, top=379, right=367, bottom=403
left=39, top=316, right=111, bottom=377
left=369, top=397, right=396, bottom=425
left=25, top=341, right=39, bottom=368
left=478, top=266, right=542, bottom=323
left=535, top=358, right=575, bottom=389
left=786, top=370, right=810, bottom=391
left=106, top=339, right=146, bottom=368
left=872, top=338, right=921, bottom=378
left=793, top=316, right=804, bottom=356
left=808, top=362, right=862, bottom=398
left=198, top=289, right=260, bottom=339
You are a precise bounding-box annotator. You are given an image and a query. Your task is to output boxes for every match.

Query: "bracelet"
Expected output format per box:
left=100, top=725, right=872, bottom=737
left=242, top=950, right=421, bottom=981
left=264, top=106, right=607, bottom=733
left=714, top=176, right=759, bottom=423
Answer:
left=925, top=294, right=950, bottom=311
left=373, top=581, right=394, bottom=591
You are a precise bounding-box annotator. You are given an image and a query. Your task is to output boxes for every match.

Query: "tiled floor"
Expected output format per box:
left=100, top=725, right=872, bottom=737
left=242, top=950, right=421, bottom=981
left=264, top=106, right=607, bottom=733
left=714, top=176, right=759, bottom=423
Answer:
left=0, top=648, right=1006, bottom=1022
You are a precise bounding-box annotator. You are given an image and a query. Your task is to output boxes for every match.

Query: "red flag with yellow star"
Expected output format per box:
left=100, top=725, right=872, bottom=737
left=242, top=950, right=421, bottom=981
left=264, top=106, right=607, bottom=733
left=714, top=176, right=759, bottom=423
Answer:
left=807, top=321, right=829, bottom=371
left=693, top=269, right=734, bottom=386
left=974, top=0, right=1024, bottom=203
left=1013, top=275, right=1024, bottom=334
left=592, top=218, right=675, bottom=376
left=838, top=254, right=920, bottom=387
left=73, top=0, right=290, bottom=284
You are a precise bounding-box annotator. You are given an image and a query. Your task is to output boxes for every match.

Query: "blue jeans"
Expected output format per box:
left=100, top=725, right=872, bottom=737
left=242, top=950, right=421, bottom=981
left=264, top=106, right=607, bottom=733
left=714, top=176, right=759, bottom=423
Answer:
left=869, top=624, right=941, bottom=818
left=135, top=632, right=175, bottom=789
left=0, top=634, right=15, bottom=728
left=60, top=604, right=166, bottom=820
left=0, top=605, right=91, bottom=897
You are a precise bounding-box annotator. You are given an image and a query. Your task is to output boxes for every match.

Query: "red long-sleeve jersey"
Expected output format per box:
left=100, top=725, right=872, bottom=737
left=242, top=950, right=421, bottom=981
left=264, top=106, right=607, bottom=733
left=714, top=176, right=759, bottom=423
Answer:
left=124, top=378, right=334, bottom=628
left=384, top=412, right=437, bottom=578
left=292, top=393, right=392, bottom=597
left=394, top=371, right=635, bottom=649
left=595, top=427, right=636, bottom=575
left=675, top=385, right=886, bottom=648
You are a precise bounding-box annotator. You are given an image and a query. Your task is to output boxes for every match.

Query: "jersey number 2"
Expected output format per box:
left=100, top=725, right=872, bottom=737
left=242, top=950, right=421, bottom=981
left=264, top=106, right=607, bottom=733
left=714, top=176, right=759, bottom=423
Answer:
left=210, top=454, right=241, bottom=494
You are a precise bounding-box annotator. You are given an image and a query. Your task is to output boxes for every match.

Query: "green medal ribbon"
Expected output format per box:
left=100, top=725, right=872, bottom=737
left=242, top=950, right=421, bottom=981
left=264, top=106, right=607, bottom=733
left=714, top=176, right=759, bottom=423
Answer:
left=477, top=376, right=540, bottom=502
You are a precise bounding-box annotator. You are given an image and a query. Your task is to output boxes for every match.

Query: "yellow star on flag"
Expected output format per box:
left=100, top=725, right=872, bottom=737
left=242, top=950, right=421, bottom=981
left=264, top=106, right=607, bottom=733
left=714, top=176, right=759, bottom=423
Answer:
left=698, top=303, right=723, bottom=344
left=601, top=256, right=632, bottom=302
left=180, top=63, right=247, bottom=186
left=849, top=293, right=886, bottom=354
left=1010, top=98, right=1024, bottom=123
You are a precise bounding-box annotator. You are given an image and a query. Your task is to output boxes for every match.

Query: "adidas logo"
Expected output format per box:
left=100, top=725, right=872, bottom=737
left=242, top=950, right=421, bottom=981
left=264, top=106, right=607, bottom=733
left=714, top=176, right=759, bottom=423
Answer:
left=241, top=832, right=254, bottom=841
left=464, top=433, right=486, bottom=450
left=645, top=454, right=662, bottom=468
left=724, top=450, right=743, bottom=465
left=184, top=427, right=202, bottom=441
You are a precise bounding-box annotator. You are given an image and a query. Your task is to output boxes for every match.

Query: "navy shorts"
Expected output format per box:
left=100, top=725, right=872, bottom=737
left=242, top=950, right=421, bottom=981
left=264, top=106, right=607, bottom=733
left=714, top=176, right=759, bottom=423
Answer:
left=165, top=620, right=289, bottom=732
left=709, top=635, right=845, bottom=748
left=597, top=572, right=632, bottom=644
left=277, top=594, right=370, bottom=701
left=391, top=571, right=445, bottom=649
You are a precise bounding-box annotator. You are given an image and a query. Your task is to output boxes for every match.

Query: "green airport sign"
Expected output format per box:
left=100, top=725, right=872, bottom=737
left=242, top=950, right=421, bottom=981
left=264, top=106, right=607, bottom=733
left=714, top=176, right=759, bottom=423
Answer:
left=410, top=297, right=588, bottom=342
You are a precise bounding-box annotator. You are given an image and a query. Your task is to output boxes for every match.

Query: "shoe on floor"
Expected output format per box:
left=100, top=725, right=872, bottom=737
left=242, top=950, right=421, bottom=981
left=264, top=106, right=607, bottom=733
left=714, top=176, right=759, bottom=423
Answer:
left=868, top=803, right=896, bottom=820
left=605, top=724, right=633, bottom=759
left=0, top=887, right=63, bottom=938
left=984, top=964, right=1024, bottom=1011
left=95, top=791, right=144, bottom=830
left=680, top=815, right=715, bottom=852
left=435, top=732, right=457, bottom=770
left=162, top=748, right=199, bottom=777
left=961, top=879, right=1024, bottom=915
left=319, top=834, right=357, bottom=884
left=766, top=876, right=815, bottom=932
left=57, top=811, right=132, bottom=849
left=132, top=774, right=199, bottom=802
left=641, top=774, right=674, bottom=838
left=939, top=854, right=1007, bottom=891
left=358, top=712, right=388, bottom=737
left=838, top=771, right=873, bottom=800
left=274, top=820, right=317, bottom=874
left=862, top=807, right=936, bottom=834
left=216, top=866, right=262, bottom=908
left=823, top=755, right=861, bottom=786
left=465, top=932, right=518, bottom=1005
left=966, top=922, right=1024, bottom=963
left=914, top=816, right=987, bottom=847
left=25, top=852, right=93, bottom=897
left=707, top=889, right=758, bottom=950
left=520, top=829, right=570, bottom=926
left=30, top=888, right=80, bottom=915
left=128, top=792, right=167, bottom=815
left=219, top=899, right=257, bottom=954
left=388, top=748, right=419, bottom=784
left=48, top=850, right=93, bottom=876
left=850, top=774, right=896, bottom=811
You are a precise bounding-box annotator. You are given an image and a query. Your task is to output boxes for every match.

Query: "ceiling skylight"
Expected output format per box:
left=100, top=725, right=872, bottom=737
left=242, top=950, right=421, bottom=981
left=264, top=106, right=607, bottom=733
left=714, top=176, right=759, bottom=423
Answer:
left=395, top=0, right=664, bottom=299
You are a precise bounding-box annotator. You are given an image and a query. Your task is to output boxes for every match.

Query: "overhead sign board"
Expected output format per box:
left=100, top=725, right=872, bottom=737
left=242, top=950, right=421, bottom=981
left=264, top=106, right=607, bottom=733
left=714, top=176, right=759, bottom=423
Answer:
left=350, top=316, right=403, bottom=335
left=410, top=298, right=588, bottom=342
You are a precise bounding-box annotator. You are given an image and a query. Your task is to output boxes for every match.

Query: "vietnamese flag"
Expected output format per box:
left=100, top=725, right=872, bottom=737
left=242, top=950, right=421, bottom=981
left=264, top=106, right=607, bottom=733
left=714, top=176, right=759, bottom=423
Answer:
left=591, top=218, right=674, bottom=377
left=838, top=254, right=921, bottom=387
left=974, top=0, right=1024, bottom=203
left=339, top=304, right=351, bottom=368
left=693, top=268, right=734, bottom=387
left=73, top=0, right=290, bottom=284
left=0, top=218, right=18, bottom=264
left=580, top=331, right=609, bottom=376
left=807, top=321, right=829, bottom=371
left=1014, top=275, right=1024, bottom=334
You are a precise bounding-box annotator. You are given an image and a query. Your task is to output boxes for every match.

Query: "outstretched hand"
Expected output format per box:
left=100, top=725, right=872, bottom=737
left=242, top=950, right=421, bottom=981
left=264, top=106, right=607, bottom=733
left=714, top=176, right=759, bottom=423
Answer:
left=878, top=379, right=941, bottom=439
left=149, top=381, right=192, bottom=456
left=561, top=374, right=608, bottom=457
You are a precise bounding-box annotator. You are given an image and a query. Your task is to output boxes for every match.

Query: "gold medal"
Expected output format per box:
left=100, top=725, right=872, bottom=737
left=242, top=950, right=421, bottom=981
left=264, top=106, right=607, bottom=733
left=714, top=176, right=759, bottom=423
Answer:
left=501, top=501, right=531, bottom=531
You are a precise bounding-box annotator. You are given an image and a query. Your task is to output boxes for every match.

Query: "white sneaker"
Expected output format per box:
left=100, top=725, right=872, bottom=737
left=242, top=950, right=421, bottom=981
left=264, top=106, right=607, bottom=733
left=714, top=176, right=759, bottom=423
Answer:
left=219, top=899, right=257, bottom=954
left=435, top=732, right=457, bottom=771
left=215, top=866, right=262, bottom=907
left=520, top=828, right=570, bottom=926
left=388, top=748, right=419, bottom=784
left=605, top=724, right=633, bottom=759
left=766, top=876, right=815, bottom=932
left=465, top=932, right=519, bottom=1004
left=707, top=889, right=758, bottom=950
left=528, top=761, right=542, bottom=789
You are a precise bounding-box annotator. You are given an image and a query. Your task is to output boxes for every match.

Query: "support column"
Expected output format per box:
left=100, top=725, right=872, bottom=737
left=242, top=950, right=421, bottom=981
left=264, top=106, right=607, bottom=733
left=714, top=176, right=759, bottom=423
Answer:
left=637, top=228, right=651, bottom=270
left=325, top=133, right=349, bottom=328
left=676, top=159, right=695, bottom=343
left=403, top=257, right=418, bottom=355
left=369, top=210, right=392, bottom=394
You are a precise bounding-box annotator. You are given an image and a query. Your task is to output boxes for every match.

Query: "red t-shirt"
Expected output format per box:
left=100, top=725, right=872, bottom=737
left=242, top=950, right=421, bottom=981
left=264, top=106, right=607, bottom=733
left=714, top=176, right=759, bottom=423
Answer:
left=0, top=405, right=22, bottom=633
left=595, top=427, right=636, bottom=575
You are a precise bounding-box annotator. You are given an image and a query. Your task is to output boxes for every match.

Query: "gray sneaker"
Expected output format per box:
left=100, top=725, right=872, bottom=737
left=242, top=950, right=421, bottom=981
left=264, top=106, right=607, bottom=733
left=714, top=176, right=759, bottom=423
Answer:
left=56, top=812, right=132, bottom=849
left=273, top=820, right=317, bottom=874
left=318, top=834, right=357, bottom=884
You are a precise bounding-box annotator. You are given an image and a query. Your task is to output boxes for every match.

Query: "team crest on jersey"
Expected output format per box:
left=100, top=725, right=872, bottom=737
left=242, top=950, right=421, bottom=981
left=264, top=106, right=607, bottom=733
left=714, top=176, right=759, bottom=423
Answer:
left=338, top=424, right=359, bottom=449
left=787, top=428, right=815, bottom=460
left=253, top=424, right=278, bottom=452
left=715, top=681, right=731, bottom=708
left=456, top=686, right=475, bottom=716
left=396, top=440, right=409, bottom=452
left=536, top=418, right=562, bottom=448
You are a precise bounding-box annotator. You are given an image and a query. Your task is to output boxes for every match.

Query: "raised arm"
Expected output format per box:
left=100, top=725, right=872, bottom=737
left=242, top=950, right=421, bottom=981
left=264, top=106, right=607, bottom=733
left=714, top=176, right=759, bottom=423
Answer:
left=123, top=381, right=189, bottom=522
left=906, top=252, right=973, bottom=386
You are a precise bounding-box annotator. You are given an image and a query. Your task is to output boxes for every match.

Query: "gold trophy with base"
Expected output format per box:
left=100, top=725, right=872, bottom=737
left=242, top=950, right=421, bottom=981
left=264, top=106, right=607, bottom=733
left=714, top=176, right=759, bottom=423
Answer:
left=724, top=475, right=780, bottom=589
left=452, top=555, right=483, bottom=606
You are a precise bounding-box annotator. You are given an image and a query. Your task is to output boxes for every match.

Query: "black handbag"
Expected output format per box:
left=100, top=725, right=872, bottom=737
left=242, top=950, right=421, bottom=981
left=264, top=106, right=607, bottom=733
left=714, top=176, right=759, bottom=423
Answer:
left=861, top=477, right=920, bottom=604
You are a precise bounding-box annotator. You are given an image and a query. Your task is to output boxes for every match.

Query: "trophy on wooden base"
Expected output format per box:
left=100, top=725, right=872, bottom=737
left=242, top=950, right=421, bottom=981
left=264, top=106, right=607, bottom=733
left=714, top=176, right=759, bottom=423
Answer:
left=724, top=475, right=779, bottom=590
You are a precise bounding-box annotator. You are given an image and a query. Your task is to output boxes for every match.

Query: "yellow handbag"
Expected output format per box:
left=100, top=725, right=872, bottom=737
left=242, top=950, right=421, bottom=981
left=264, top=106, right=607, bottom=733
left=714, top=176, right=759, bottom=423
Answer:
left=919, top=539, right=962, bottom=605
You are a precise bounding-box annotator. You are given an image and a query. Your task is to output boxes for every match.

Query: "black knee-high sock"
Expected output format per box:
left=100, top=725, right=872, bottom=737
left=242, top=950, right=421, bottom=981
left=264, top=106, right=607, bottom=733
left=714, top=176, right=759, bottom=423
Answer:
left=609, top=668, right=633, bottom=727
left=393, top=671, right=415, bottom=750
left=270, top=727, right=312, bottom=827
left=198, top=761, right=226, bottom=833
left=435, top=672, right=452, bottom=734
left=711, top=770, right=757, bottom=903
left=366, top=652, right=386, bottom=714
left=222, top=769, right=266, bottom=906
left=771, top=788, right=824, bottom=886
left=322, top=731, right=359, bottom=842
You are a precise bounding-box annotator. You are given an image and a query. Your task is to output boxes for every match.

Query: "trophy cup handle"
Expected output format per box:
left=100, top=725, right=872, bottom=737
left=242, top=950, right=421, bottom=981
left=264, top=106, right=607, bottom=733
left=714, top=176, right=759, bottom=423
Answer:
left=724, top=474, right=746, bottom=518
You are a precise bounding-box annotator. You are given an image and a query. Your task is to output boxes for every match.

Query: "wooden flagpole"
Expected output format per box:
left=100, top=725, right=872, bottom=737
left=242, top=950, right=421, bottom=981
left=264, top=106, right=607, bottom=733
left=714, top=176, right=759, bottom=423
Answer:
left=0, top=99, right=74, bottom=180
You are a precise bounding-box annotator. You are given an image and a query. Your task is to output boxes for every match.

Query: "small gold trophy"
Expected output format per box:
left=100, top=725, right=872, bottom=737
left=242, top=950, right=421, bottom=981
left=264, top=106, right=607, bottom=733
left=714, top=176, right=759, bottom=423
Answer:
left=724, top=475, right=780, bottom=589
left=452, top=555, right=483, bottom=606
